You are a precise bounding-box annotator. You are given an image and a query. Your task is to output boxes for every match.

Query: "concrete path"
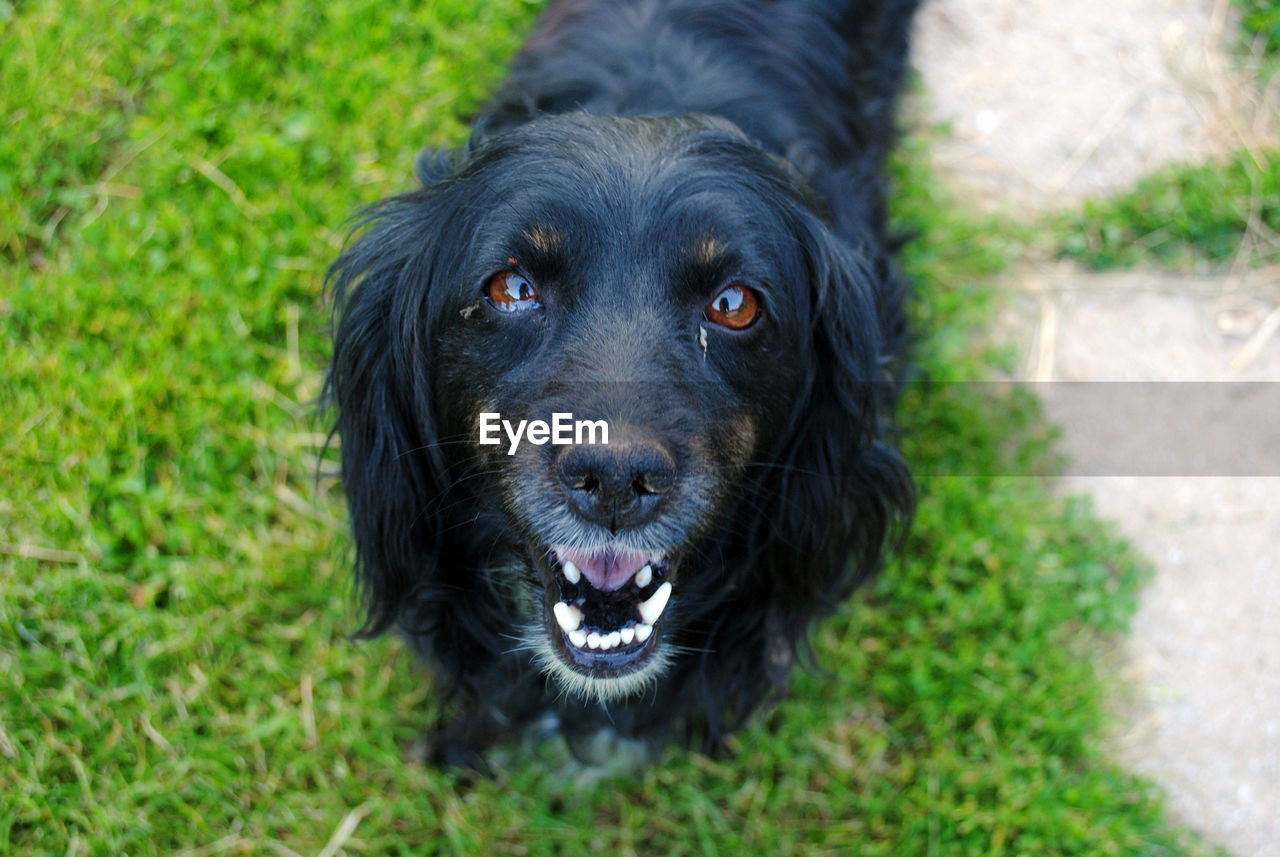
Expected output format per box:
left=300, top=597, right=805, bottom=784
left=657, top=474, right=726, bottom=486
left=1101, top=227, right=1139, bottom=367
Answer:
left=913, top=3, right=1280, bottom=855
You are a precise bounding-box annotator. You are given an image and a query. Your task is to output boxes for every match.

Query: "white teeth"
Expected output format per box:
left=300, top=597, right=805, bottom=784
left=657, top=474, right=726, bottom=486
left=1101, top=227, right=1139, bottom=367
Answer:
left=566, top=622, right=650, bottom=651
left=553, top=602, right=582, bottom=633
left=562, top=560, right=581, bottom=584
left=637, top=581, right=672, bottom=625
left=555, top=564, right=669, bottom=652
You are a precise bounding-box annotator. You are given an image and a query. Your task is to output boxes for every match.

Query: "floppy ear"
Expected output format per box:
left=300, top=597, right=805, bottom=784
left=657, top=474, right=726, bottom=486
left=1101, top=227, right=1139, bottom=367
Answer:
left=325, top=181, right=459, bottom=636
left=755, top=214, right=914, bottom=634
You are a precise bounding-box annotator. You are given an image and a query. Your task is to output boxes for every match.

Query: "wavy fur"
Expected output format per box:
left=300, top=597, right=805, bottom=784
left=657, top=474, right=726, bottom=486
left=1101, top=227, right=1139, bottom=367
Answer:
left=326, top=0, right=919, bottom=767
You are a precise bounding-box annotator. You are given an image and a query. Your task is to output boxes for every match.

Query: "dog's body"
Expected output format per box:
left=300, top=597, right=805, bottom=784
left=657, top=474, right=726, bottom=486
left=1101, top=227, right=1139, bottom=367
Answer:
left=328, top=0, right=919, bottom=767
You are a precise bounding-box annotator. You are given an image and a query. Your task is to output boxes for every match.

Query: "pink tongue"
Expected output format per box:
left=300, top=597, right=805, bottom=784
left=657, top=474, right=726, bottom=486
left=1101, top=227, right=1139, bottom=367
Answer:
left=557, top=546, right=649, bottom=591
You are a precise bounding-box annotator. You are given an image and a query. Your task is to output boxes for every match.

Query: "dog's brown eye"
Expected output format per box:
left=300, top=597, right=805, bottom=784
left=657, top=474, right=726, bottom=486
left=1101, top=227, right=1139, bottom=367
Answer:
left=486, top=270, right=540, bottom=312
left=704, top=284, right=760, bottom=330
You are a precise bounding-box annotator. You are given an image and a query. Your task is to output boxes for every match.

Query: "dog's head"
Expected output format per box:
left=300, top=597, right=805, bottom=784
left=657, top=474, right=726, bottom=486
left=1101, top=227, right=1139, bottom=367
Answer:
left=328, top=114, right=908, bottom=705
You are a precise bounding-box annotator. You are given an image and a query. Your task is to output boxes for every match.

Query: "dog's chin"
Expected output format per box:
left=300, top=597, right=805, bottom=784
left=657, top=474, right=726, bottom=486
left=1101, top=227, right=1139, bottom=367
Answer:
left=522, top=542, right=679, bottom=704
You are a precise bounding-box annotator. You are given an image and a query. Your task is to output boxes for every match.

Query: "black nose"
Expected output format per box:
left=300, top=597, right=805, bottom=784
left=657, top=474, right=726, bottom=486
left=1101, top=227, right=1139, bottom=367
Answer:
left=556, top=442, right=676, bottom=531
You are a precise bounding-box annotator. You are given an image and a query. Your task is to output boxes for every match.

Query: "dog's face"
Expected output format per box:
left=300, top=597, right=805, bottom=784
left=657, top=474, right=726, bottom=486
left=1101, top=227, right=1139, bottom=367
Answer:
left=329, top=114, right=892, bottom=706
left=432, top=116, right=818, bottom=699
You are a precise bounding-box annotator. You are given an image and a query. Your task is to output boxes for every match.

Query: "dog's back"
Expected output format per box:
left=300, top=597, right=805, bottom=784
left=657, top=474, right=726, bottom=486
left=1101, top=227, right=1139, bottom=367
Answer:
left=480, top=0, right=918, bottom=226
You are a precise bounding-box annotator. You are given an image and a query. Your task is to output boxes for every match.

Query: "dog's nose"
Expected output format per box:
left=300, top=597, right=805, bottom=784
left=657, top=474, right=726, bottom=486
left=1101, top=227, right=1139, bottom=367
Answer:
left=555, top=441, right=675, bottom=531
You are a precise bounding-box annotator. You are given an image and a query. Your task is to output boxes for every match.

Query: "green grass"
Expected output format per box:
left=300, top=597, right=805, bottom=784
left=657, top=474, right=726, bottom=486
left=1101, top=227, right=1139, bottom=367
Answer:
left=1055, top=148, right=1280, bottom=271
left=1234, top=0, right=1280, bottom=61
left=1, top=2, right=1216, bottom=855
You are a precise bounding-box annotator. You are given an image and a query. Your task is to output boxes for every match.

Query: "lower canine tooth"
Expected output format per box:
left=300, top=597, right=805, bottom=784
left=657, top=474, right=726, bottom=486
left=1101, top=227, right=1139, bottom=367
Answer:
left=637, top=581, right=672, bottom=625
left=553, top=602, right=582, bottom=633
left=563, top=560, right=581, bottom=584
left=634, top=623, right=653, bottom=642
left=568, top=629, right=587, bottom=648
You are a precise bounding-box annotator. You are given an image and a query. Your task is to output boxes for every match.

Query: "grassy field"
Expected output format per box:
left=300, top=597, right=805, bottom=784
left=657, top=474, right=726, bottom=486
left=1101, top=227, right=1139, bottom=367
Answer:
left=0, top=2, right=1235, bottom=855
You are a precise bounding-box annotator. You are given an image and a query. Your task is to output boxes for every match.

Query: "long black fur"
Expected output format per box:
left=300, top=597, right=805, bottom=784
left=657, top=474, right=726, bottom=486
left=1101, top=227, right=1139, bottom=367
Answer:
left=327, top=0, right=919, bottom=767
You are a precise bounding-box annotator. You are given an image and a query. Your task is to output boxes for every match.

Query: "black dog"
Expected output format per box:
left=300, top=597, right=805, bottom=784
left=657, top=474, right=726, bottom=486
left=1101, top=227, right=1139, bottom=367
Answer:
left=327, top=0, right=918, bottom=767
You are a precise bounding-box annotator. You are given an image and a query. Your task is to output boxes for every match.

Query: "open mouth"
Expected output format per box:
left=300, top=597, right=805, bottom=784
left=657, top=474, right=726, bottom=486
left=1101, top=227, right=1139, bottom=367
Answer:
left=543, top=544, right=674, bottom=677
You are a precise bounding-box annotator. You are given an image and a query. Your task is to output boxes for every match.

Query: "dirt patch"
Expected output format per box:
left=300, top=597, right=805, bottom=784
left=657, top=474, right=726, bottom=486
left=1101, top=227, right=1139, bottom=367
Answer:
left=915, top=0, right=1274, bottom=209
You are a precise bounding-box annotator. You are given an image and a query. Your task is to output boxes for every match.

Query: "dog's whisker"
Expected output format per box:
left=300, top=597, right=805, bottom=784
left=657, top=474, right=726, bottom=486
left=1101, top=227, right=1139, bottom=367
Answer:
left=392, top=436, right=479, bottom=461
left=737, top=460, right=826, bottom=477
